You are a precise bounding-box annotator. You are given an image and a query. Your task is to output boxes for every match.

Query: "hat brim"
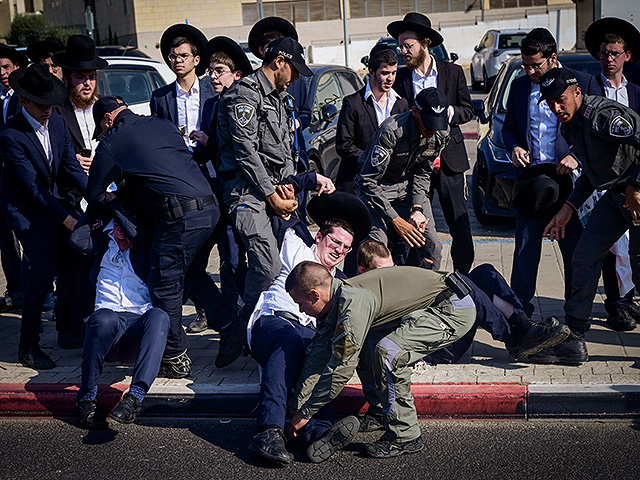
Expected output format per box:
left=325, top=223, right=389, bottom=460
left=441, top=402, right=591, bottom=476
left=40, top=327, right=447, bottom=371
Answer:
left=291, top=59, right=313, bottom=77
left=420, top=114, right=448, bottom=131
left=9, top=68, right=67, bottom=106
left=160, top=24, right=208, bottom=76
left=387, top=20, right=443, bottom=47
left=308, top=192, right=372, bottom=243
left=205, top=36, right=253, bottom=77
left=511, top=163, right=573, bottom=220
left=26, top=39, right=65, bottom=63
left=51, top=51, right=108, bottom=71
left=248, top=17, right=298, bottom=59
left=0, top=46, right=29, bottom=68
left=585, top=17, right=640, bottom=64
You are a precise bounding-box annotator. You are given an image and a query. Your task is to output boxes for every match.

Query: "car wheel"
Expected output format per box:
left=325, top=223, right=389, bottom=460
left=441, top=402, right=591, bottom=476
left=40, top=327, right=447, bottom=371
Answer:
left=472, top=163, right=497, bottom=226
left=470, top=65, right=481, bottom=91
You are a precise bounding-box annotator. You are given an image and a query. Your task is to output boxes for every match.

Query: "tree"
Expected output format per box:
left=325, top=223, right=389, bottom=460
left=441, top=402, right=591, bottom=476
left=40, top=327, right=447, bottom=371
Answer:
left=6, top=13, right=44, bottom=46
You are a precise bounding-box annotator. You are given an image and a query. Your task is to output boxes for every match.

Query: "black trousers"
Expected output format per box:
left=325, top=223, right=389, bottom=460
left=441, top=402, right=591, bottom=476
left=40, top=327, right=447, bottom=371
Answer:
left=0, top=207, right=22, bottom=294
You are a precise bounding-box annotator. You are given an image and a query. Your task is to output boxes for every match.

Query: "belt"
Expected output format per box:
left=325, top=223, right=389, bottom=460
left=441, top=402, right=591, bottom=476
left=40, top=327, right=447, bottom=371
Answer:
left=433, top=287, right=455, bottom=307
left=160, top=194, right=215, bottom=221
left=180, top=194, right=215, bottom=213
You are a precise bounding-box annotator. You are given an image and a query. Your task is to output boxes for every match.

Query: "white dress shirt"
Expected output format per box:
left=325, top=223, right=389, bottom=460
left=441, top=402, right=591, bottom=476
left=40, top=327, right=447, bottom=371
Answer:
left=23, top=108, right=52, bottom=165
left=411, top=56, right=454, bottom=122
left=73, top=103, right=99, bottom=152
left=365, top=81, right=401, bottom=126
left=176, top=79, right=200, bottom=149
left=528, top=82, right=557, bottom=165
left=1, top=88, right=14, bottom=123
left=601, top=73, right=630, bottom=107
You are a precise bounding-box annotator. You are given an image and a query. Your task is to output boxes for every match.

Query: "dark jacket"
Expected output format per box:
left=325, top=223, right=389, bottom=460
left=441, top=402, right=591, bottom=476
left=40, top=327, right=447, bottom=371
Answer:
left=54, top=97, right=91, bottom=154
left=1, top=92, right=21, bottom=125
left=0, top=110, right=88, bottom=232
left=595, top=73, right=640, bottom=113
left=393, top=60, right=473, bottom=173
left=149, top=76, right=214, bottom=125
left=336, top=86, right=409, bottom=186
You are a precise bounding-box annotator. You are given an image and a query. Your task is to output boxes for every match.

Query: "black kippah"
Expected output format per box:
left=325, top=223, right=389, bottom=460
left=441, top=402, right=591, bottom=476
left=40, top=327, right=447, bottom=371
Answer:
left=526, top=28, right=555, bottom=44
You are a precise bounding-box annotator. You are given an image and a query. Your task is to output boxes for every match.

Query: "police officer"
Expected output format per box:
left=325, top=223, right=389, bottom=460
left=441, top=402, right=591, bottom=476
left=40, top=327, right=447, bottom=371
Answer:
left=216, top=36, right=313, bottom=323
left=542, top=68, right=640, bottom=363
left=355, top=87, right=449, bottom=268
left=87, top=96, right=221, bottom=378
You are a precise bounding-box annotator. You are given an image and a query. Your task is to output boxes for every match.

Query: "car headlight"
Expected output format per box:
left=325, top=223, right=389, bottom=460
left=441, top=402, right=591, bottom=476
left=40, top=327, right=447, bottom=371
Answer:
left=488, top=139, right=511, bottom=164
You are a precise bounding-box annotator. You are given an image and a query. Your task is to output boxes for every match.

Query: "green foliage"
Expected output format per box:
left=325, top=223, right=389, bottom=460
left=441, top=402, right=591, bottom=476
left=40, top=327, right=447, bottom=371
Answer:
left=6, top=13, right=44, bottom=46
left=41, top=25, right=82, bottom=44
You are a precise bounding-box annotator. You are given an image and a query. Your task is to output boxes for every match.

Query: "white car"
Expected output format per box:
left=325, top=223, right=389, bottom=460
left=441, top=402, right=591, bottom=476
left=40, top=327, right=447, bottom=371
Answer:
left=98, top=57, right=176, bottom=115
left=470, top=29, right=527, bottom=92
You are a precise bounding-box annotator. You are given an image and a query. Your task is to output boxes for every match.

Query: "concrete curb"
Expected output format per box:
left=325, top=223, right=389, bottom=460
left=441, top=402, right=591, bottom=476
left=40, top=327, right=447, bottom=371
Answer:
left=3, top=382, right=639, bottom=419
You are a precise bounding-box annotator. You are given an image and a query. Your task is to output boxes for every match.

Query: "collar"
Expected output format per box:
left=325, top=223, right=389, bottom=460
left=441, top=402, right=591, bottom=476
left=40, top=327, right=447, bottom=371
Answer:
left=1, top=87, right=14, bottom=98
left=364, top=81, right=400, bottom=104
left=413, top=55, right=437, bottom=79
left=601, top=72, right=628, bottom=89
left=255, top=68, right=278, bottom=97
left=175, top=78, right=198, bottom=95
left=572, top=98, right=587, bottom=127
left=72, top=101, right=94, bottom=114
left=22, top=108, right=48, bottom=131
left=310, top=244, right=337, bottom=276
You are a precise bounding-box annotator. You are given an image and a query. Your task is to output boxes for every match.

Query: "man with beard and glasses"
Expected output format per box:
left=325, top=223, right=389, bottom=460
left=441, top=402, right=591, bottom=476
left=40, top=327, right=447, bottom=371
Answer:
left=216, top=36, right=313, bottom=327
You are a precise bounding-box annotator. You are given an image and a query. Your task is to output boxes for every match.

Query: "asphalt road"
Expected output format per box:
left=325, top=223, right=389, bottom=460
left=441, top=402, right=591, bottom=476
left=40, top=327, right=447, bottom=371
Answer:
left=1, top=417, right=639, bottom=479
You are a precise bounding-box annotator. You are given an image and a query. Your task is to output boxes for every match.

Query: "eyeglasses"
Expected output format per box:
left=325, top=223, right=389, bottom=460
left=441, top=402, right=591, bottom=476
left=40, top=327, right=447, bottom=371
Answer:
left=520, top=57, right=549, bottom=72
left=207, top=67, right=232, bottom=78
left=326, top=234, right=352, bottom=253
left=168, top=53, right=194, bottom=62
left=599, top=50, right=626, bottom=60
left=397, top=41, right=419, bottom=53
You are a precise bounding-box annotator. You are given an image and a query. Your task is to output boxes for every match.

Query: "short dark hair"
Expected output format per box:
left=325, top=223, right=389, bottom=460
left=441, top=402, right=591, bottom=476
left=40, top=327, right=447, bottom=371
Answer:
left=318, top=219, right=354, bottom=239
left=601, top=33, right=629, bottom=52
left=285, top=260, right=332, bottom=293
left=369, top=49, right=398, bottom=72
left=260, top=30, right=284, bottom=51
left=171, top=36, right=198, bottom=56
left=520, top=28, right=557, bottom=58
left=209, top=51, right=236, bottom=72
left=357, top=240, right=391, bottom=271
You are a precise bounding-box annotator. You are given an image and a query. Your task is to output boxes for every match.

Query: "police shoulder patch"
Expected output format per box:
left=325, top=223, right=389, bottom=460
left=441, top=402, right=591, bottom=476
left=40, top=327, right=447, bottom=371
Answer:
left=234, top=103, right=255, bottom=127
left=370, top=145, right=389, bottom=167
left=583, top=104, right=593, bottom=119
left=609, top=114, right=633, bottom=138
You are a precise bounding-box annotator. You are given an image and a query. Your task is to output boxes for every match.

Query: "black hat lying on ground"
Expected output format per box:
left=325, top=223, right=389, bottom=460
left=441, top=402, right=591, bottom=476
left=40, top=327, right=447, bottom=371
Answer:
left=511, top=163, right=573, bottom=222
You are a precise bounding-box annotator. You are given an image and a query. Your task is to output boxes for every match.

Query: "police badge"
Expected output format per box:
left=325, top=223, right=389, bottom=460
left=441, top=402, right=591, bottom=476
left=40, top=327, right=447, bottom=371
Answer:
left=370, top=145, right=389, bottom=167
left=234, top=104, right=255, bottom=127
left=609, top=115, right=633, bottom=138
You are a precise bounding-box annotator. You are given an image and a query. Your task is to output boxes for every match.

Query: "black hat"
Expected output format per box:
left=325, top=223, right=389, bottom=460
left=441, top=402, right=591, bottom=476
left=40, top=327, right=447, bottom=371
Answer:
left=26, top=37, right=65, bottom=63
left=160, top=24, right=208, bottom=76
left=387, top=12, right=443, bottom=47
left=308, top=192, right=372, bottom=244
left=52, top=35, right=108, bottom=71
left=585, top=17, right=640, bottom=63
left=8, top=64, right=67, bottom=105
left=91, top=95, right=128, bottom=139
left=511, top=163, right=573, bottom=221
left=263, top=37, right=312, bottom=77
left=415, top=87, right=449, bottom=131
left=205, top=36, right=253, bottom=77
left=248, top=16, right=298, bottom=59
left=0, top=44, right=29, bottom=68
left=539, top=68, right=578, bottom=103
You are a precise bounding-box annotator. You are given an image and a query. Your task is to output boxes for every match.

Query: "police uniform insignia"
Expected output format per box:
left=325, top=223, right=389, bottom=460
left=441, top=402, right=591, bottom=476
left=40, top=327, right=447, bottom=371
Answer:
left=370, top=145, right=389, bottom=167
left=609, top=115, right=633, bottom=138
left=424, top=149, right=436, bottom=157
left=583, top=105, right=593, bottom=119
left=234, top=104, right=255, bottom=127
left=432, top=105, right=445, bottom=114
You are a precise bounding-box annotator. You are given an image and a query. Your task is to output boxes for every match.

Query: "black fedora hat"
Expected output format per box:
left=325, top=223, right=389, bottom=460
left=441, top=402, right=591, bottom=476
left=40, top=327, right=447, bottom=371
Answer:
left=511, top=163, right=573, bottom=221
left=387, top=12, right=443, bottom=47
left=9, top=64, right=67, bottom=105
left=160, top=24, right=208, bottom=76
left=248, top=16, right=298, bottom=59
left=585, top=17, right=640, bottom=63
left=308, top=192, right=372, bottom=243
left=26, top=37, right=65, bottom=63
left=0, top=44, right=29, bottom=68
left=53, top=35, right=108, bottom=71
left=205, top=36, right=253, bottom=77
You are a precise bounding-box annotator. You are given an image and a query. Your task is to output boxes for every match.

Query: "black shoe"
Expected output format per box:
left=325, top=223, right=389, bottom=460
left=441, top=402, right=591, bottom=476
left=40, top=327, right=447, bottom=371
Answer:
left=18, top=346, right=55, bottom=369
left=42, top=292, right=55, bottom=312
left=365, top=436, right=424, bottom=459
left=527, top=331, right=588, bottom=365
left=58, top=332, right=84, bottom=349
left=358, top=413, right=385, bottom=433
left=248, top=427, right=292, bottom=465
left=507, top=319, right=570, bottom=360
left=622, top=299, right=640, bottom=322
left=76, top=399, right=108, bottom=429
left=158, top=351, right=191, bottom=378
left=109, top=393, right=142, bottom=424
left=0, top=290, right=22, bottom=313
left=605, top=304, right=637, bottom=331
left=215, top=321, right=245, bottom=368
left=307, top=415, right=359, bottom=463
left=187, top=308, right=208, bottom=333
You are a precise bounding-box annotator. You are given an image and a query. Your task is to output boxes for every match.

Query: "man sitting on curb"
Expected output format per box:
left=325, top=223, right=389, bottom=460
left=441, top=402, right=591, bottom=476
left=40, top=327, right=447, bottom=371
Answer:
left=71, top=204, right=169, bottom=429
left=248, top=192, right=370, bottom=465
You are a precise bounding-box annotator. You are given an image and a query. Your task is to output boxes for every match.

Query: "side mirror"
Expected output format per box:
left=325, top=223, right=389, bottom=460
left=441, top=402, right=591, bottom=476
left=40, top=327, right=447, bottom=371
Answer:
left=474, top=45, right=479, bottom=52
left=361, top=55, right=370, bottom=67
left=321, top=103, right=338, bottom=124
left=473, top=99, right=488, bottom=124
left=450, top=52, right=459, bottom=63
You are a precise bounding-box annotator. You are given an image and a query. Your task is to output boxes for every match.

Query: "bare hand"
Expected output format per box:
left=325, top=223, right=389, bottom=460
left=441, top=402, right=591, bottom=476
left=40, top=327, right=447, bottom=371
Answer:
left=274, top=183, right=296, bottom=200
left=315, top=174, right=335, bottom=195
left=63, top=215, right=77, bottom=231
left=267, top=191, right=298, bottom=219
left=409, top=211, right=428, bottom=233
left=511, top=146, right=530, bottom=168
left=543, top=204, right=573, bottom=241
left=391, top=216, right=426, bottom=247
left=624, top=185, right=640, bottom=225
left=76, top=153, right=92, bottom=173
left=189, top=130, right=208, bottom=146
left=286, top=412, right=309, bottom=438
left=556, top=155, right=579, bottom=175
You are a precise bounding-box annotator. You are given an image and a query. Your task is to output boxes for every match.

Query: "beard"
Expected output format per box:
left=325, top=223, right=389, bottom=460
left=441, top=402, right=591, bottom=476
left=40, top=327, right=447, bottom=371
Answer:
left=67, top=84, right=98, bottom=110
left=407, top=47, right=427, bottom=70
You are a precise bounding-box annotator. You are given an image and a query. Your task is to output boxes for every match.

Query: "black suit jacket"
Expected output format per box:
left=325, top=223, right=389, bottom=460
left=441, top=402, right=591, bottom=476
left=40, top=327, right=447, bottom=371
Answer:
left=393, top=60, right=474, bottom=173
left=149, top=77, right=214, bottom=125
left=336, top=86, right=409, bottom=185
left=1, top=92, right=21, bottom=125
left=54, top=98, right=89, bottom=154
left=595, top=73, right=640, bottom=113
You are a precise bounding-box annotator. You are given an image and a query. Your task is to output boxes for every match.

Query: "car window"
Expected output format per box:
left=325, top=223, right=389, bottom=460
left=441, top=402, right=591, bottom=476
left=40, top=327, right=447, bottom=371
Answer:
left=497, top=34, right=526, bottom=50
left=312, top=72, right=343, bottom=123
left=98, top=69, right=163, bottom=106
left=336, top=71, right=361, bottom=97
left=499, top=65, right=526, bottom=113
left=484, top=33, right=496, bottom=49
left=559, top=58, right=601, bottom=77
left=486, top=62, right=508, bottom=111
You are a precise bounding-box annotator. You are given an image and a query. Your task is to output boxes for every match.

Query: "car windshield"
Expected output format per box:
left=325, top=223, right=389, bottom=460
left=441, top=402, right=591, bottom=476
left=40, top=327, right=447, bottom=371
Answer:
left=499, top=65, right=525, bottom=112
left=98, top=68, right=166, bottom=105
left=498, top=34, right=526, bottom=50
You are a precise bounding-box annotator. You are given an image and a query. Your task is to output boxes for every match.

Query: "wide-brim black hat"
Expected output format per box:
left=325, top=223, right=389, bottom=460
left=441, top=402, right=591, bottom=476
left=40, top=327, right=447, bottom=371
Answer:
left=511, top=163, right=573, bottom=221
left=308, top=192, right=372, bottom=243
left=9, top=64, right=67, bottom=105
left=53, top=35, right=108, bottom=71
left=0, top=44, right=29, bottom=68
left=387, top=12, right=443, bottom=47
left=248, top=16, right=298, bottom=59
left=585, top=17, right=640, bottom=64
left=26, top=37, right=65, bottom=63
left=205, top=36, right=253, bottom=77
left=160, top=24, right=208, bottom=76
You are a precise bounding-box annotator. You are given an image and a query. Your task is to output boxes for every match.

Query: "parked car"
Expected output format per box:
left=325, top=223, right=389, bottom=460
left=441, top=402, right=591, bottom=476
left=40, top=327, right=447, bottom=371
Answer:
left=361, top=36, right=458, bottom=68
left=95, top=45, right=151, bottom=58
left=97, top=57, right=176, bottom=115
left=470, top=29, right=528, bottom=92
left=302, top=64, right=364, bottom=181
left=472, top=52, right=601, bottom=225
